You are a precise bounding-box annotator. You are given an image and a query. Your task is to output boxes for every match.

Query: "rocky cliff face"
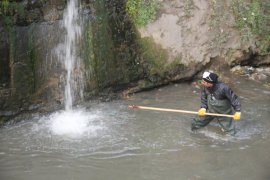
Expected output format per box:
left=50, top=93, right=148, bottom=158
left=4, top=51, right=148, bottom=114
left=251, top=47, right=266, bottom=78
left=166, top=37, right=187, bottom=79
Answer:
left=0, top=0, right=269, bottom=123
left=121, top=0, right=269, bottom=94
left=0, top=0, right=72, bottom=123
left=137, top=0, right=269, bottom=76
left=0, top=0, right=142, bottom=123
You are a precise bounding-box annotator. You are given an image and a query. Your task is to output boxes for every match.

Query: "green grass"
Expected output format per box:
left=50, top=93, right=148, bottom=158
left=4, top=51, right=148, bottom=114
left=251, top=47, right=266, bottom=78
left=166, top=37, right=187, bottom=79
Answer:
left=126, top=0, right=159, bottom=27
left=232, top=0, right=270, bottom=54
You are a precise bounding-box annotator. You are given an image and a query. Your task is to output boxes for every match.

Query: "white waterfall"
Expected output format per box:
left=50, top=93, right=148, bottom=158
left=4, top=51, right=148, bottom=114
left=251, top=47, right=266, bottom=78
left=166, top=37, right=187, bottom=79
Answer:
left=62, top=0, right=84, bottom=110
left=51, top=0, right=91, bottom=137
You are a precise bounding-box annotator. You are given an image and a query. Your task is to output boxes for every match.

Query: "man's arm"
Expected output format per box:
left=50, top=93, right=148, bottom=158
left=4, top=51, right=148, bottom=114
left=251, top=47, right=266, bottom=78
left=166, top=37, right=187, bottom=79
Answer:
left=224, top=85, right=241, bottom=112
left=200, top=88, right=208, bottom=109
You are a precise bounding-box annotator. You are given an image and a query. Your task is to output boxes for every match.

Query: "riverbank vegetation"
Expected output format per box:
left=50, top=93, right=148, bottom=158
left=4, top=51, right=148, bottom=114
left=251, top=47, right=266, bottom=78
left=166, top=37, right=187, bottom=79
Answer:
left=126, top=0, right=160, bottom=27
left=232, top=0, right=270, bottom=55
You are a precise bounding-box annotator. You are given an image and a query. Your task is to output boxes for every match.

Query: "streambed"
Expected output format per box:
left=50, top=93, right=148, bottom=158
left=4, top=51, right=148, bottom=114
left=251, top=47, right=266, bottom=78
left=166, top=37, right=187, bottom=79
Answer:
left=0, top=78, right=270, bottom=180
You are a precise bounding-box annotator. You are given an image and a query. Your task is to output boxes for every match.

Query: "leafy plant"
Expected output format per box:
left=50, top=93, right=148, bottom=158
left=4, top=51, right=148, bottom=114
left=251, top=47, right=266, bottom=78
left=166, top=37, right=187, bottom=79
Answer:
left=232, top=0, right=270, bottom=54
left=0, top=0, right=9, bottom=15
left=0, top=0, right=25, bottom=17
left=126, top=0, right=159, bottom=27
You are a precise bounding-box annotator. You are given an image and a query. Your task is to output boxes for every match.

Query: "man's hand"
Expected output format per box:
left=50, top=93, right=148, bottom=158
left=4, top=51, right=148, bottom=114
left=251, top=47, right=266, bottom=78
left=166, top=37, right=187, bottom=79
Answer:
left=198, top=108, right=206, bottom=116
left=233, top=112, right=241, bottom=120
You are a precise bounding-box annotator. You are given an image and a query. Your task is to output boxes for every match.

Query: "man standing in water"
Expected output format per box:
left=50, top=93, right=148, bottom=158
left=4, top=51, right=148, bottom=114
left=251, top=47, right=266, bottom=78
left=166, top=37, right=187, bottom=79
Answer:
left=191, top=71, right=241, bottom=134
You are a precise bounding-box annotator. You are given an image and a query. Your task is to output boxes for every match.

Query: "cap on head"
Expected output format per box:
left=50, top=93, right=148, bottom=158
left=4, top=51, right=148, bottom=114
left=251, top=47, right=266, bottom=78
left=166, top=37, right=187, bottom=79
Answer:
left=202, top=71, right=218, bottom=84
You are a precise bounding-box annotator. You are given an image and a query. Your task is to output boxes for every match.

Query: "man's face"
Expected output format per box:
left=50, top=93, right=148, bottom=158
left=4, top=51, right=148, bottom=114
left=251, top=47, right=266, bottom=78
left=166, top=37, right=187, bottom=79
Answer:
left=201, top=80, right=214, bottom=87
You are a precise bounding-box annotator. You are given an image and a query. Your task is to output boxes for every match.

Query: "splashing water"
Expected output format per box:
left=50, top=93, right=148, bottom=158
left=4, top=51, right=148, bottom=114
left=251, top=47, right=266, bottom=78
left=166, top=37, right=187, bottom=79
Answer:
left=50, top=109, right=103, bottom=138
left=52, top=0, right=91, bottom=136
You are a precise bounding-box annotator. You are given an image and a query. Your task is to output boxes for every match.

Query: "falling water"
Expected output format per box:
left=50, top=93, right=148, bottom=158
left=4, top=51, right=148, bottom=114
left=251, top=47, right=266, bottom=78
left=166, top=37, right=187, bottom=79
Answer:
left=50, top=0, right=93, bottom=137
left=62, top=0, right=83, bottom=111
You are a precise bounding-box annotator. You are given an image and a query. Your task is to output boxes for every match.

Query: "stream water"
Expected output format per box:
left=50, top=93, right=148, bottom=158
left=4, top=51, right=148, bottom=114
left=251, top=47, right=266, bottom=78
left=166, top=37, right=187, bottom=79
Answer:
left=0, top=78, right=270, bottom=180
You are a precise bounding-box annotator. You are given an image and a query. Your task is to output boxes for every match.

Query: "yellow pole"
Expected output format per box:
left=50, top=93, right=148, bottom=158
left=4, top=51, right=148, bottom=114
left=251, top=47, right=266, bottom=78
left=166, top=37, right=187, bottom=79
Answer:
left=128, top=105, right=234, bottom=118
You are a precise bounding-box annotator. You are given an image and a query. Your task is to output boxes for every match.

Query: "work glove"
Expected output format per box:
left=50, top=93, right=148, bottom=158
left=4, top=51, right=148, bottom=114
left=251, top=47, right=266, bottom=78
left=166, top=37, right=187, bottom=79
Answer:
left=198, top=108, right=206, bottom=116
left=233, top=112, right=241, bottom=120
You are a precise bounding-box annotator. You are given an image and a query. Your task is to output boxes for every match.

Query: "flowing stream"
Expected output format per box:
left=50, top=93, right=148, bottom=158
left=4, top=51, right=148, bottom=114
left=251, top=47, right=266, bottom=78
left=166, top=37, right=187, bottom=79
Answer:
left=0, top=78, right=270, bottom=180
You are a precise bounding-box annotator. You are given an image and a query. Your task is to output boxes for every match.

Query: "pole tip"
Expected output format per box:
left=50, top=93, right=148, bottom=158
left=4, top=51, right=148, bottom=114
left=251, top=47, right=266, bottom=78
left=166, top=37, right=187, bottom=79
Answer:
left=128, top=105, right=139, bottom=109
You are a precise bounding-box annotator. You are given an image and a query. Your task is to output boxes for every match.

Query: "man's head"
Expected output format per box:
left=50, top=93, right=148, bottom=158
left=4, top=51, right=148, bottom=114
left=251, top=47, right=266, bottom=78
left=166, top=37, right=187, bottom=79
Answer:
left=201, top=71, right=218, bottom=87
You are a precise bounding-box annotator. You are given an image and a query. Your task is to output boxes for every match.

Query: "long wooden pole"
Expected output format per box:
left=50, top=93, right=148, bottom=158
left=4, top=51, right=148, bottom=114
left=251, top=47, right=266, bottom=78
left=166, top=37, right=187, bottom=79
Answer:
left=128, top=105, right=234, bottom=118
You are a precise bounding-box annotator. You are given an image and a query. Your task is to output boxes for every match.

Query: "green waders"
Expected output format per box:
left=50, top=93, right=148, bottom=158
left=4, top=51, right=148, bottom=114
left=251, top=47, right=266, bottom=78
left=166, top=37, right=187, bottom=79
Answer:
left=191, top=94, right=235, bottom=134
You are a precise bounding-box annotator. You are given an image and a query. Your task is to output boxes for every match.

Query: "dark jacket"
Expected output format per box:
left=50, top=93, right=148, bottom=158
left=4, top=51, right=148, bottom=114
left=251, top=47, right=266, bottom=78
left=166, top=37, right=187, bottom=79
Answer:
left=200, top=82, right=241, bottom=112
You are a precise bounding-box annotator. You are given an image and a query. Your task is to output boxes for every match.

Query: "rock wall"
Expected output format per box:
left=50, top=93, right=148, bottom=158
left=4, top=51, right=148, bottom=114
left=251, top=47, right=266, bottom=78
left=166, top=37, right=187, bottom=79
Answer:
left=0, top=0, right=143, bottom=123
left=121, top=0, right=269, bottom=94
left=138, top=0, right=269, bottom=69
left=0, top=0, right=70, bottom=123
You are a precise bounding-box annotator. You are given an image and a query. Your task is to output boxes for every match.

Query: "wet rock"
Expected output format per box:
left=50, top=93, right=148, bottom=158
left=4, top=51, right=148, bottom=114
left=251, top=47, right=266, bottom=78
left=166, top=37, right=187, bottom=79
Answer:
left=231, top=65, right=270, bottom=83
left=256, top=67, right=270, bottom=76
left=230, top=65, right=255, bottom=75
left=0, top=111, right=16, bottom=116
left=28, top=103, right=42, bottom=111
left=249, top=73, right=268, bottom=82
left=25, top=9, right=42, bottom=23
left=249, top=67, right=270, bottom=83
left=43, top=6, right=61, bottom=22
left=249, top=54, right=270, bottom=67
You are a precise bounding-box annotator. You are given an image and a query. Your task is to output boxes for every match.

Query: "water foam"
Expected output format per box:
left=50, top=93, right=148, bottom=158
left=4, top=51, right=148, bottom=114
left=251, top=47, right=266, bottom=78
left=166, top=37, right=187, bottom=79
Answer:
left=50, top=109, right=103, bottom=138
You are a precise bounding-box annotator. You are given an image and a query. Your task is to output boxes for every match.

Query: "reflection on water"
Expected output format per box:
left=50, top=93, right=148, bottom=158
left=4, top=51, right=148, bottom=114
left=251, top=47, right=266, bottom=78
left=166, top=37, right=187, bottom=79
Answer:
left=0, top=78, right=270, bottom=180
